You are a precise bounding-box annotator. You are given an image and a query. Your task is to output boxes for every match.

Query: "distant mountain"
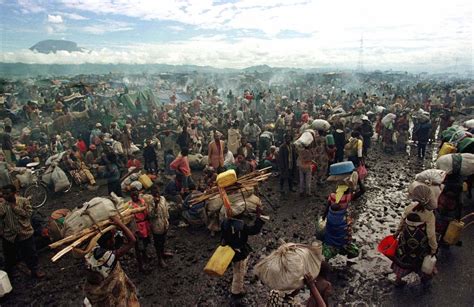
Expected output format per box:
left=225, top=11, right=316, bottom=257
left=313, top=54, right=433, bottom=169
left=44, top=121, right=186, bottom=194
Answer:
left=30, top=40, right=84, bottom=54
left=243, top=64, right=273, bottom=73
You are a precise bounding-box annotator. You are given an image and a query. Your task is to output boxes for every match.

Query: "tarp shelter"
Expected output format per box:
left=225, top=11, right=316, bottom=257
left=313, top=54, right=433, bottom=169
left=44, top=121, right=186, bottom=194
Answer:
left=118, top=88, right=158, bottom=111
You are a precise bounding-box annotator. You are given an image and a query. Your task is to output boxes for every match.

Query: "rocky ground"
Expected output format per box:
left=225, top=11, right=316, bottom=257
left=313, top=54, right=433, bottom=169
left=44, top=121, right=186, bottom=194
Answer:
left=0, top=141, right=473, bottom=307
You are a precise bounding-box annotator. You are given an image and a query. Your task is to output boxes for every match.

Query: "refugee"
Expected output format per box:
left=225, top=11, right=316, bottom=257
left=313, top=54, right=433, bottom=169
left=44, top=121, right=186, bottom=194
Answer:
left=223, top=146, right=235, bottom=169
left=163, top=179, right=183, bottom=205
left=83, top=215, right=138, bottom=306
left=148, top=186, right=173, bottom=267
left=0, top=185, right=45, bottom=278
left=0, top=153, right=12, bottom=187
left=267, top=262, right=333, bottom=306
left=259, top=130, right=274, bottom=160
left=128, top=189, right=150, bottom=272
left=277, top=134, right=297, bottom=194
left=110, top=122, right=122, bottom=141
left=359, top=116, right=374, bottom=156
left=85, top=144, right=98, bottom=167
left=235, top=154, right=253, bottom=176
left=104, top=153, right=122, bottom=197
left=237, top=137, right=254, bottom=160
left=297, top=144, right=313, bottom=197
left=414, top=118, right=432, bottom=159
left=127, top=154, right=142, bottom=169
left=345, top=131, right=363, bottom=168
left=121, top=125, right=132, bottom=156
left=274, top=114, right=286, bottom=145
left=208, top=131, right=225, bottom=170
left=90, top=123, right=103, bottom=146
left=394, top=113, right=409, bottom=152
left=242, top=118, right=261, bottom=151
left=391, top=184, right=437, bottom=286
left=176, top=125, right=191, bottom=151
left=436, top=159, right=464, bottom=245
left=170, top=147, right=193, bottom=193
left=313, top=130, right=329, bottom=186
left=322, top=173, right=361, bottom=259
left=143, top=139, right=158, bottom=174
left=221, top=205, right=265, bottom=303
left=227, top=122, right=241, bottom=155
left=164, top=149, right=175, bottom=175
left=1, top=126, right=14, bottom=164
left=333, top=123, right=346, bottom=163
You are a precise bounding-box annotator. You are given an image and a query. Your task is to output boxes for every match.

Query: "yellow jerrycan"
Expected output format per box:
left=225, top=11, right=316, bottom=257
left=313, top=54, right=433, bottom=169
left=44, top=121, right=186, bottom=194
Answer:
left=438, top=142, right=457, bottom=157
left=443, top=213, right=474, bottom=245
left=138, top=174, right=153, bottom=189
left=204, top=245, right=235, bottom=276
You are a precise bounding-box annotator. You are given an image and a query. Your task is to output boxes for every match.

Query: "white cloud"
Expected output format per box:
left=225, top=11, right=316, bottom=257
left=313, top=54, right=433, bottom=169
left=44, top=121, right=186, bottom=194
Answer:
left=60, top=12, right=88, bottom=20
left=1, top=36, right=471, bottom=73
left=47, top=14, right=63, bottom=23
left=81, top=20, right=133, bottom=34
left=17, top=0, right=45, bottom=13
left=167, top=25, right=185, bottom=32
left=10, top=0, right=473, bottom=71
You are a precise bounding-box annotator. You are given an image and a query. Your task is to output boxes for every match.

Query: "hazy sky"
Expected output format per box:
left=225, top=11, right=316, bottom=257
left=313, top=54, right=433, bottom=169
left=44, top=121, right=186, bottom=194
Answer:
left=0, top=0, right=472, bottom=71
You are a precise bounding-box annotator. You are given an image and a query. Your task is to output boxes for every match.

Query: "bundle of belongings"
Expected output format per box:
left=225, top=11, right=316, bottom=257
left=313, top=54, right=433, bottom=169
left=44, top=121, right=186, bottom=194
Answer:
left=47, top=194, right=147, bottom=262
left=254, top=241, right=324, bottom=291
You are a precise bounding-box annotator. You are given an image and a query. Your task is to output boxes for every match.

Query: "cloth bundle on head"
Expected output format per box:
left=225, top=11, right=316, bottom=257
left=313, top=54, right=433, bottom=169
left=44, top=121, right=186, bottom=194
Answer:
left=408, top=182, right=437, bottom=210
left=254, top=241, right=324, bottom=291
left=381, top=113, right=396, bottom=128
left=311, top=119, right=330, bottom=131
left=414, top=169, right=446, bottom=186
left=436, top=153, right=474, bottom=176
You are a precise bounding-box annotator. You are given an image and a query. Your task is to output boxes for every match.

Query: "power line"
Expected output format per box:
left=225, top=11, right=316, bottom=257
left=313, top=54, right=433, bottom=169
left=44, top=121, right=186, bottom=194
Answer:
left=357, top=35, right=364, bottom=72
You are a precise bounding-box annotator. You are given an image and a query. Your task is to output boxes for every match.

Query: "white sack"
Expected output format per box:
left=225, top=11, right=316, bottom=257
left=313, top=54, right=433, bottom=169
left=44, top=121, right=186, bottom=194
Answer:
left=63, top=197, right=126, bottom=236
left=311, top=119, right=330, bottom=131
left=254, top=242, right=324, bottom=291
left=51, top=166, right=70, bottom=192
left=436, top=153, right=474, bottom=176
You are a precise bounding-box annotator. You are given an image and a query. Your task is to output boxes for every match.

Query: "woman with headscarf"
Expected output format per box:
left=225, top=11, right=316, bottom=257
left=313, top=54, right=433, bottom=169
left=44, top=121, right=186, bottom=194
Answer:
left=391, top=184, right=438, bottom=286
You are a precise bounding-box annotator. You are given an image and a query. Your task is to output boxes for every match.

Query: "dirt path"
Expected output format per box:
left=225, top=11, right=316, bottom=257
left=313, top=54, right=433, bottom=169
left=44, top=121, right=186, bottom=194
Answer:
left=1, top=142, right=473, bottom=306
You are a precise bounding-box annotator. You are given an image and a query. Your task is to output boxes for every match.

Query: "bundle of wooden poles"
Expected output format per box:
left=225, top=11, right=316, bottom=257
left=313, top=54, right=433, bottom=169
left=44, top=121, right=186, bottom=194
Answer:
left=189, top=166, right=272, bottom=206
left=48, top=205, right=146, bottom=262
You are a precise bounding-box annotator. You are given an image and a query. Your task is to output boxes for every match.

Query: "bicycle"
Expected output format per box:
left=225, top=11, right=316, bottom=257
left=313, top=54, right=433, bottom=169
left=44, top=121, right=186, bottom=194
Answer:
left=22, top=162, right=73, bottom=209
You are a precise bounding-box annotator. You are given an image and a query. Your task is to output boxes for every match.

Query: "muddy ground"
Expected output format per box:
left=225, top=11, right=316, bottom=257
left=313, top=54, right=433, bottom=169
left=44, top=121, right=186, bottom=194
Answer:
left=0, top=142, right=473, bottom=307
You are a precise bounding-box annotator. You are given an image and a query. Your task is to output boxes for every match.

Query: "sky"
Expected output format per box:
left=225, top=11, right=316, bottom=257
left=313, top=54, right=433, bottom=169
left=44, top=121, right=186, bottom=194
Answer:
left=0, top=0, right=472, bottom=72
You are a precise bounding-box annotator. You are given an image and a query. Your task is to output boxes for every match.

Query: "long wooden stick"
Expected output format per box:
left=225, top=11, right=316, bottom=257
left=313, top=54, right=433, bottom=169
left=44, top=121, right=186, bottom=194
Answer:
left=51, top=232, right=96, bottom=262
left=49, top=206, right=146, bottom=249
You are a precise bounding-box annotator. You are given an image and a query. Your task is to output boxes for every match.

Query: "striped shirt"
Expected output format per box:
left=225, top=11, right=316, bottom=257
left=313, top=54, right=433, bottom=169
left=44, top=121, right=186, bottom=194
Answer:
left=0, top=197, right=34, bottom=242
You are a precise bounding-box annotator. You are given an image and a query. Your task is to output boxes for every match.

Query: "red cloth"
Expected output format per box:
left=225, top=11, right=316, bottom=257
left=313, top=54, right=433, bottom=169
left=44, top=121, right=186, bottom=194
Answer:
left=76, top=140, right=87, bottom=153
left=170, top=155, right=191, bottom=176
left=128, top=199, right=150, bottom=238
left=127, top=159, right=142, bottom=169
left=328, top=193, right=353, bottom=209
left=301, top=113, right=309, bottom=123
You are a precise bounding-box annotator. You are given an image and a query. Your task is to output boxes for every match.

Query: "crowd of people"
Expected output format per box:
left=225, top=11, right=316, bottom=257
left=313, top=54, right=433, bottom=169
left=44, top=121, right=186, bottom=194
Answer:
left=0, top=72, right=473, bottom=306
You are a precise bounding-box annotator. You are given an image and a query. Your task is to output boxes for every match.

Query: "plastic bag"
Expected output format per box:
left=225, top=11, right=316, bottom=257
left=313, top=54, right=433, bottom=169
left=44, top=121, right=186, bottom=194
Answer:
left=51, top=166, right=70, bottom=192
left=294, top=130, right=315, bottom=147
left=421, top=255, right=436, bottom=274
left=377, top=235, right=398, bottom=259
